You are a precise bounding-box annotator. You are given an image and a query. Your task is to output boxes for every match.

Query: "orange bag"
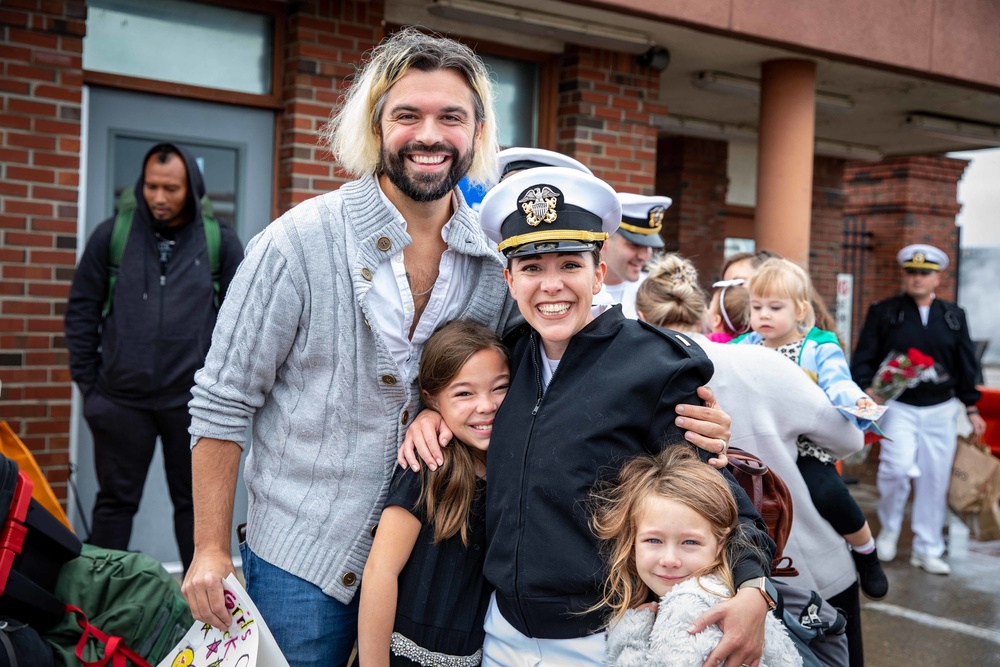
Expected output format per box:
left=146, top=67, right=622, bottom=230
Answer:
left=0, top=421, right=73, bottom=531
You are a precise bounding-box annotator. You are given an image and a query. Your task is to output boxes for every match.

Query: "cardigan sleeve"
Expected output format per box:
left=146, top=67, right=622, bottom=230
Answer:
left=188, top=226, right=304, bottom=447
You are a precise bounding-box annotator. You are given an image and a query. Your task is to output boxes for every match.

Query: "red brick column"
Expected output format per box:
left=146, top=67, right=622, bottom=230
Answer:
left=556, top=46, right=664, bottom=194
left=844, top=156, right=968, bottom=330
left=655, top=135, right=729, bottom=287
left=1, top=1, right=85, bottom=502
left=276, top=0, right=383, bottom=214
left=809, top=156, right=847, bottom=312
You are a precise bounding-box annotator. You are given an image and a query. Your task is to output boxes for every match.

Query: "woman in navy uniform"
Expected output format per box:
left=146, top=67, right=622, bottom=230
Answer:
left=476, top=167, right=776, bottom=666
left=851, top=243, right=985, bottom=576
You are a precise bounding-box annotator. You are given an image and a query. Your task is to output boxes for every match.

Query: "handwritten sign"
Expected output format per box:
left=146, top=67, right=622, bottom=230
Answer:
left=157, top=574, right=289, bottom=667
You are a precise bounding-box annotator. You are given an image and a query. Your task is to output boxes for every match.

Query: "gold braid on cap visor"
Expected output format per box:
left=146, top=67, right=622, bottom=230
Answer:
left=618, top=221, right=662, bottom=235
left=902, top=260, right=941, bottom=270
left=497, top=230, right=609, bottom=253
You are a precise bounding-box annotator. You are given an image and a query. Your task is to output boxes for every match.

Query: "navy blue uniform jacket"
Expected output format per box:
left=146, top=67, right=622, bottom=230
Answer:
left=484, top=306, right=775, bottom=639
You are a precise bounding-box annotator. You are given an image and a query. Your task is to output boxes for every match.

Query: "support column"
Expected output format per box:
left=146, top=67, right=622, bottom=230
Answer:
left=755, top=59, right=817, bottom=266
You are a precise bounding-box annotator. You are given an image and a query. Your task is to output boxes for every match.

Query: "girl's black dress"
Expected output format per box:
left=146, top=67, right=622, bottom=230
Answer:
left=384, top=465, right=490, bottom=666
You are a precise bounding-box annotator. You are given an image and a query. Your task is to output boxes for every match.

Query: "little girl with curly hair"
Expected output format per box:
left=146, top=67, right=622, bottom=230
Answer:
left=592, top=446, right=801, bottom=667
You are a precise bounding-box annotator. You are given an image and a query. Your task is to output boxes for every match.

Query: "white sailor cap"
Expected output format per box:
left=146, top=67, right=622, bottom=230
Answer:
left=616, top=192, right=671, bottom=248
left=897, top=244, right=949, bottom=272
left=492, top=147, right=593, bottom=188
left=480, top=166, right=620, bottom=258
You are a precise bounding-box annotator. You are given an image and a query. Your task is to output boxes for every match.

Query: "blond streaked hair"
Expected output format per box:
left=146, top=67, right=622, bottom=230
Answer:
left=590, top=446, right=740, bottom=626
left=748, top=257, right=817, bottom=331
left=324, top=27, right=499, bottom=186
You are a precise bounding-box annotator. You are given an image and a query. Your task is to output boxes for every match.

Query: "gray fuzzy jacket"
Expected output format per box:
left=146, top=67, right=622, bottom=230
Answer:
left=188, top=177, right=515, bottom=603
left=605, top=576, right=802, bottom=667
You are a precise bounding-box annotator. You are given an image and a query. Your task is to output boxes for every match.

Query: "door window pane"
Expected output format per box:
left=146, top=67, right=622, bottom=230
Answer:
left=482, top=55, right=538, bottom=148
left=113, top=135, right=239, bottom=230
left=85, top=0, right=272, bottom=95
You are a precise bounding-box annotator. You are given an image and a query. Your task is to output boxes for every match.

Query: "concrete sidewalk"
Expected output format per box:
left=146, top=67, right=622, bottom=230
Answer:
left=844, top=454, right=1000, bottom=666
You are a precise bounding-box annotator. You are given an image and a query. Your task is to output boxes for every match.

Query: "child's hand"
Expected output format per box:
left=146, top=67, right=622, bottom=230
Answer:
left=856, top=397, right=877, bottom=411
left=634, top=600, right=659, bottom=616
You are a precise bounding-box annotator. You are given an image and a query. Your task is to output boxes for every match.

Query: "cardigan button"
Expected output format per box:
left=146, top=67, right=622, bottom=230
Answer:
left=342, top=571, right=357, bottom=586
left=370, top=524, right=378, bottom=538
left=360, top=267, right=373, bottom=281
left=376, top=236, right=392, bottom=251
left=401, top=410, right=409, bottom=425
left=382, top=374, right=397, bottom=386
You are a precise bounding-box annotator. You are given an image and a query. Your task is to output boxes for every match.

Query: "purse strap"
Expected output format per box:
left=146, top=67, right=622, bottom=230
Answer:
left=65, top=604, right=152, bottom=667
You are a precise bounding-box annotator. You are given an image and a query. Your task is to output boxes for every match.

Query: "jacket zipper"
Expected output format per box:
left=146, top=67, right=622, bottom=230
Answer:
left=512, top=332, right=552, bottom=632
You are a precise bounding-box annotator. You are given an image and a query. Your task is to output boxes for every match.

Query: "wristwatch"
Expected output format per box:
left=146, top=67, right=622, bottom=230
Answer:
left=739, top=576, right=778, bottom=611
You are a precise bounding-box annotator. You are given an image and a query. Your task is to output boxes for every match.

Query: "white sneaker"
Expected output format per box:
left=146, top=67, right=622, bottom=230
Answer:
left=910, top=553, right=951, bottom=575
left=876, top=530, right=899, bottom=562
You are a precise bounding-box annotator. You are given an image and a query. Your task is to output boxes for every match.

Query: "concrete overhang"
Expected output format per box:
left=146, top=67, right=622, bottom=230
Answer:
left=391, top=0, right=1000, bottom=157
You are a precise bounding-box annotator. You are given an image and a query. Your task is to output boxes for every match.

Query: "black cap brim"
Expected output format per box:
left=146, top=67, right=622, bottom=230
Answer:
left=506, top=239, right=599, bottom=258
left=616, top=228, right=665, bottom=248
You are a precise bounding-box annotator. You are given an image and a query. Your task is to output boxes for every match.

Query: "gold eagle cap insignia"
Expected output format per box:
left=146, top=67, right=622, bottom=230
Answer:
left=519, top=186, right=560, bottom=226
left=913, top=251, right=926, bottom=264
left=648, top=206, right=665, bottom=227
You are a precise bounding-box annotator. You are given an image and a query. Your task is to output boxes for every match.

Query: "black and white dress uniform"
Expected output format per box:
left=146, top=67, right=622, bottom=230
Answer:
left=851, top=244, right=982, bottom=573
left=476, top=167, right=774, bottom=662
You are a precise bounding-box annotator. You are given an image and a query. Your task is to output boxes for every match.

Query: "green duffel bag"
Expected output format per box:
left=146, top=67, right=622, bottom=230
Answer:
left=42, top=545, right=193, bottom=667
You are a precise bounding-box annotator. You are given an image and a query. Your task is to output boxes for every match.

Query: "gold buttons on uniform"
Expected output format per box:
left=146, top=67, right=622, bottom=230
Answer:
left=376, top=236, right=392, bottom=251
left=381, top=374, right=397, bottom=386
left=342, top=572, right=357, bottom=586
left=401, top=410, right=409, bottom=425
left=360, top=268, right=373, bottom=281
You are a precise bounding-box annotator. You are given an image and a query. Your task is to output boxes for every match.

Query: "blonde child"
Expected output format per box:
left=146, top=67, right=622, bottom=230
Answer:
left=705, top=278, right=750, bottom=343
left=593, top=446, right=801, bottom=667
left=358, top=320, right=509, bottom=667
left=733, top=257, right=888, bottom=600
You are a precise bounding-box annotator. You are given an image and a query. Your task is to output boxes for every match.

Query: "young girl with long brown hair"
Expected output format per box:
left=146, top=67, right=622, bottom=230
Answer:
left=592, top=446, right=801, bottom=667
left=358, top=319, right=510, bottom=666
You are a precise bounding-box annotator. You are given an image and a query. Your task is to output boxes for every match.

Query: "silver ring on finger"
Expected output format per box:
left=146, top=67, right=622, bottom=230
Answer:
left=720, top=438, right=729, bottom=456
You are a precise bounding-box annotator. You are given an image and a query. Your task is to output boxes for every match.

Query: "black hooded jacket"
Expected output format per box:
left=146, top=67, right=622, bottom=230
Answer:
left=64, top=143, right=244, bottom=409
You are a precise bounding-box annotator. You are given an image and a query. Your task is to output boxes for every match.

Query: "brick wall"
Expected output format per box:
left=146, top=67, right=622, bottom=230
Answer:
left=556, top=46, right=664, bottom=194
left=655, top=135, right=729, bottom=288
left=844, top=156, right=967, bottom=309
left=809, top=155, right=847, bottom=314
left=0, top=0, right=85, bottom=502
left=276, top=1, right=384, bottom=215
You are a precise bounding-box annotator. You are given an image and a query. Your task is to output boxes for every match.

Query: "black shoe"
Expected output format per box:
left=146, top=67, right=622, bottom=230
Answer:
left=852, top=548, right=889, bottom=599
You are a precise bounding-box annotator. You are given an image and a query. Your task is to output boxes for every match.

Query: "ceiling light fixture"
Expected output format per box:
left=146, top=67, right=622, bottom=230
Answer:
left=661, top=115, right=883, bottom=161
left=693, top=70, right=856, bottom=114
left=427, top=0, right=654, bottom=54
left=905, top=113, right=1000, bottom=147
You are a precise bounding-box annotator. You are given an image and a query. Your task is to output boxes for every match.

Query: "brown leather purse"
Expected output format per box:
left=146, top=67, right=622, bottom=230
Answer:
left=727, top=448, right=798, bottom=577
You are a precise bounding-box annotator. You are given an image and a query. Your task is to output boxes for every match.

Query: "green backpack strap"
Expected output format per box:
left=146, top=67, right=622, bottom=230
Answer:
left=102, top=188, right=137, bottom=319
left=200, top=194, right=222, bottom=309
left=102, top=188, right=223, bottom=316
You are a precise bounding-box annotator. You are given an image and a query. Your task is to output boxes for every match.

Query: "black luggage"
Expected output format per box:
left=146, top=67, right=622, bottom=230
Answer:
left=0, top=455, right=82, bottom=630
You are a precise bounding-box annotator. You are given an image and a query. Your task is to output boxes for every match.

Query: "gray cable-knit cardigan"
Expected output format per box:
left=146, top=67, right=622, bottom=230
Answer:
left=188, top=176, right=515, bottom=603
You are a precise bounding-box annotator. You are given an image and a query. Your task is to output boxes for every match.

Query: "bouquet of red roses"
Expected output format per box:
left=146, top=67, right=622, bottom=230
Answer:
left=871, top=347, right=943, bottom=402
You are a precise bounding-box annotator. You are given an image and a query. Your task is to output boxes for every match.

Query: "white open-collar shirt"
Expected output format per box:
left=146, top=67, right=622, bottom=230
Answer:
left=368, top=177, right=472, bottom=384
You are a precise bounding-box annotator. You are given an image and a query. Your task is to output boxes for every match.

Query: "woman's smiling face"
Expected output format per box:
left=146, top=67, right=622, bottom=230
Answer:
left=504, top=251, right=606, bottom=360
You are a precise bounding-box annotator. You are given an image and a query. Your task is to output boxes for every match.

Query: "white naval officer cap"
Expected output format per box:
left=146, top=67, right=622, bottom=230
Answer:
left=616, top=192, right=671, bottom=248
left=480, top=166, right=620, bottom=258
left=897, top=244, right=949, bottom=271
left=491, top=147, right=594, bottom=188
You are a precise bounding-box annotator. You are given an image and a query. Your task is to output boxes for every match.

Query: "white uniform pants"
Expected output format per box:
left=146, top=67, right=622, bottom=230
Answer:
left=482, top=593, right=605, bottom=666
left=876, top=399, right=958, bottom=558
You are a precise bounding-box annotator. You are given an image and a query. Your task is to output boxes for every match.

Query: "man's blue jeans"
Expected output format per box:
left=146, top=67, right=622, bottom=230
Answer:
left=240, top=542, right=359, bottom=667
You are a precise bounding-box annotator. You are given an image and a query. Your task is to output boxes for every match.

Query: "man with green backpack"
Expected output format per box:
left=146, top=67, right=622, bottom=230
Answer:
left=64, top=143, right=244, bottom=573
